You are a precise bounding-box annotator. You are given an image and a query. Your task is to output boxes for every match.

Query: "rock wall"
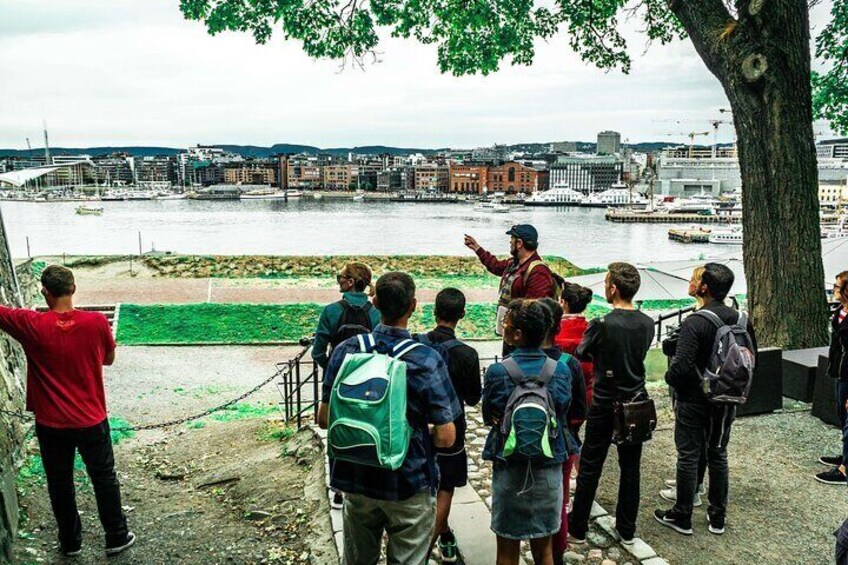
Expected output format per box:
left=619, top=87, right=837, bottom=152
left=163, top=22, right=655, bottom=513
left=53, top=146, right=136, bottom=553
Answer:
left=0, top=208, right=27, bottom=561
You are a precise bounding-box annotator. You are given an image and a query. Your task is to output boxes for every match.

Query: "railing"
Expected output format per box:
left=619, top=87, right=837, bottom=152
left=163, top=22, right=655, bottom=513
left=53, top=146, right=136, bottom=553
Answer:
left=278, top=339, right=321, bottom=429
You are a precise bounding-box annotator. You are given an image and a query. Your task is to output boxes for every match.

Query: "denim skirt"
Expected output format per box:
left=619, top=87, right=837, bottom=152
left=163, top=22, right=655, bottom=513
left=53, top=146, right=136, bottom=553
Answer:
left=491, top=461, right=564, bottom=540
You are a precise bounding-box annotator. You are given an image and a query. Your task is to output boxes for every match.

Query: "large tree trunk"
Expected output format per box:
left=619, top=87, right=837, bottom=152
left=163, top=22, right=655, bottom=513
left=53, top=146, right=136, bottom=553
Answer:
left=671, top=0, right=829, bottom=348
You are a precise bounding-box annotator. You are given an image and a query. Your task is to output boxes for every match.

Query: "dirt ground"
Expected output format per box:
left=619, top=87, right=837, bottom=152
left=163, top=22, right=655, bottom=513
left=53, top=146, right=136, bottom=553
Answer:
left=13, top=420, right=334, bottom=565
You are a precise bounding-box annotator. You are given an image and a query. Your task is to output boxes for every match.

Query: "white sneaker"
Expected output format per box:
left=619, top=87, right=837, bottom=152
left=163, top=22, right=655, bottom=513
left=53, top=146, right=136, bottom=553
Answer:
left=659, top=487, right=702, bottom=507
left=663, top=480, right=705, bottom=494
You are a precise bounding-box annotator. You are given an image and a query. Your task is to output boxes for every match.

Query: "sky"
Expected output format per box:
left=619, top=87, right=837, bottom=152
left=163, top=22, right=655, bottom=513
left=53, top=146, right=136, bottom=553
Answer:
left=0, top=0, right=838, bottom=149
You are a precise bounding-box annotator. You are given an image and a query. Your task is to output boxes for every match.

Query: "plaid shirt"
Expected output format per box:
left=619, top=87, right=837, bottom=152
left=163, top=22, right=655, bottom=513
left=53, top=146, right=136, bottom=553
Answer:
left=322, top=324, right=461, bottom=501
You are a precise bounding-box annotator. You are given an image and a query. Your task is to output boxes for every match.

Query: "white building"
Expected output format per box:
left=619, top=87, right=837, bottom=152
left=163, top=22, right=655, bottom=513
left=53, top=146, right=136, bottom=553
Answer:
left=655, top=146, right=741, bottom=196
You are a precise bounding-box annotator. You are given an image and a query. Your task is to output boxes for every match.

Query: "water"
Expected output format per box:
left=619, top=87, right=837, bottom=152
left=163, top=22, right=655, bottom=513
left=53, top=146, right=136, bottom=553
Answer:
left=1, top=199, right=722, bottom=268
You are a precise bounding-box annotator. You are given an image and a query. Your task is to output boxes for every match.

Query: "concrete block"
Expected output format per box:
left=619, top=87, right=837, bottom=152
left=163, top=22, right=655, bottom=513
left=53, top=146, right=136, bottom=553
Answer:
left=622, top=538, right=656, bottom=561
left=590, top=501, right=608, bottom=519
left=330, top=507, right=343, bottom=533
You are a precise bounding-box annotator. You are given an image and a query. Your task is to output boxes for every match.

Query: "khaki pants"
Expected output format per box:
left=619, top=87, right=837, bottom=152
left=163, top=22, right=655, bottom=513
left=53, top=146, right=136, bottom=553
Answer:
left=342, top=490, right=435, bottom=565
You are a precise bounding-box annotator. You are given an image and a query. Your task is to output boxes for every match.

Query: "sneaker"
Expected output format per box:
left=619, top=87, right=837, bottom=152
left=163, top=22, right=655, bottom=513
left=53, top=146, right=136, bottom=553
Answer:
left=815, top=468, right=848, bottom=485
left=331, top=492, right=344, bottom=510
left=60, top=545, right=82, bottom=558
left=437, top=533, right=459, bottom=563
left=707, top=514, right=726, bottom=535
left=820, top=455, right=842, bottom=466
left=653, top=510, right=693, bottom=535
left=567, top=534, right=587, bottom=546
left=659, top=487, right=702, bottom=507
left=615, top=529, right=635, bottom=545
left=105, top=532, right=136, bottom=556
left=663, top=479, right=705, bottom=495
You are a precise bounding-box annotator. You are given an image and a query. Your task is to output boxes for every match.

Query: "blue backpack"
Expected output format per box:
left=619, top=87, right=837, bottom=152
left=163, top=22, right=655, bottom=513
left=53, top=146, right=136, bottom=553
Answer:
left=413, top=332, right=463, bottom=365
left=499, top=357, right=560, bottom=462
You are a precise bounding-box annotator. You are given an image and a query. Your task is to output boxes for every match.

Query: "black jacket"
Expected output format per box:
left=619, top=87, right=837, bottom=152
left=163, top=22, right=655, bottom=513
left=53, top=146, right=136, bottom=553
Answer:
left=665, top=301, right=758, bottom=403
left=828, top=307, right=848, bottom=381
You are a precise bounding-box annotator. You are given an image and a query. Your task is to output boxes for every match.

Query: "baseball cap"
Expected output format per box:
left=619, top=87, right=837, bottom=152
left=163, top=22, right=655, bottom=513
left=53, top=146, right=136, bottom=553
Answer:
left=505, top=224, right=538, bottom=246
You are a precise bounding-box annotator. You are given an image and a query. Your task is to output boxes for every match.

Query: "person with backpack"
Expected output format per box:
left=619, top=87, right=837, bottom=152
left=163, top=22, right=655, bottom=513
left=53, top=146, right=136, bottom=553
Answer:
left=568, top=263, right=655, bottom=547
left=537, top=297, right=585, bottom=565
left=464, top=225, right=559, bottom=356
left=482, top=299, right=573, bottom=565
left=816, top=270, right=848, bottom=485
left=655, top=262, right=757, bottom=536
left=316, top=272, right=460, bottom=565
left=415, top=288, right=481, bottom=563
left=311, top=262, right=381, bottom=371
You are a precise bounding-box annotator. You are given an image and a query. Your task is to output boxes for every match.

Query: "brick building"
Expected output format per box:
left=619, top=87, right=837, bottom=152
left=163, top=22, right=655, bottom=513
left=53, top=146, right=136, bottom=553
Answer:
left=324, top=164, right=354, bottom=191
left=223, top=160, right=278, bottom=186
left=487, top=161, right=547, bottom=194
left=448, top=163, right=489, bottom=194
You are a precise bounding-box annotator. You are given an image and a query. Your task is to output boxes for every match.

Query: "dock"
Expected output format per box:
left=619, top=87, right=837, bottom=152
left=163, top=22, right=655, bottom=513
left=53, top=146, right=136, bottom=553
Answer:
left=606, top=211, right=741, bottom=224
left=668, top=227, right=712, bottom=243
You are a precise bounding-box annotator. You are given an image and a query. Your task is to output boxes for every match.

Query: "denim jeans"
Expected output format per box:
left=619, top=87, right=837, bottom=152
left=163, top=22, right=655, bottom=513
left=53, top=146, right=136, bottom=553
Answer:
left=569, top=402, right=643, bottom=540
left=36, top=419, right=128, bottom=550
left=671, top=401, right=735, bottom=520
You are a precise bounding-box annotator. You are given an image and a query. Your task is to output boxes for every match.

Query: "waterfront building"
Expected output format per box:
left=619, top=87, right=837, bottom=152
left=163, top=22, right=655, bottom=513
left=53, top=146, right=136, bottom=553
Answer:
left=820, top=180, right=848, bottom=206
left=0, top=161, right=96, bottom=190
left=323, top=164, right=353, bottom=191
left=287, top=155, right=323, bottom=190
left=549, top=154, right=624, bottom=194
left=487, top=161, right=548, bottom=194
left=92, top=154, right=135, bottom=186
left=136, top=156, right=176, bottom=187
left=448, top=163, right=489, bottom=194
left=223, top=160, right=278, bottom=187
left=377, top=167, right=414, bottom=192
left=192, top=161, right=224, bottom=187
left=414, top=162, right=449, bottom=192
left=597, top=131, right=621, bottom=155
left=817, top=139, right=848, bottom=160
left=655, top=146, right=741, bottom=196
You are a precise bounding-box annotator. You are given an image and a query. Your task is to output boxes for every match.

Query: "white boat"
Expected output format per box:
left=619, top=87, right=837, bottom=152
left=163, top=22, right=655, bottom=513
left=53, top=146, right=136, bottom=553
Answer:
left=709, top=227, right=743, bottom=244
left=662, top=194, right=720, bottom=215
left=352, top=193, right=365, bottom=202
left=582, top=187, right=645, bottom=208
left=822, top=216, right=848, bottom=239
left=286, top=190, right=303, bottom=198
left=312, top=192, right=324, bottom=200
left=76, top=205, right=104, bottom=216
left=474, top=200, right=510, bottom=213
left=158, top=193, right=187, bottom=201
left=241, top=190, right=288, bottom=200
left=525, top=183, right=584, bottom=207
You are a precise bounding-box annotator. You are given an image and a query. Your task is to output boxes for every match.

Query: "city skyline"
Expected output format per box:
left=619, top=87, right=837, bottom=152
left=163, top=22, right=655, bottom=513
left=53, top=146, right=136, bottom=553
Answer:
left=0, top=0, right=838, bottom=149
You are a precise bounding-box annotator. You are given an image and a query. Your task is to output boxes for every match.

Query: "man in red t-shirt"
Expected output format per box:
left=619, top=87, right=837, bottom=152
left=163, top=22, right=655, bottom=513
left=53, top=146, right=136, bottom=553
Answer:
left=0, top=265, right=135, bottom=557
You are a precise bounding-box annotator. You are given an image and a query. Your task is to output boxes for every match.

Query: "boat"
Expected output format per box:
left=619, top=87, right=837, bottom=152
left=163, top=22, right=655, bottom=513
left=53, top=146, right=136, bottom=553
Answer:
left=313, top=192, right=324, bottom=200
left=581, top=186, right=645, bottom=208
left=822, top=216, right=848, bottom=239
left=352, top=193, right=365, bottom=202
left=285, top=190, right=303, bottom=198
left=76, top=205, right=104, bottom=216
left=158, top=193, right=187, bottom=201
left=524, top=183, right=584, bottom=207
left=660, top=194, right=719, bottom=215
left=474, top=200, right=510, bottom=213
left=241, top=190, right=288, bottom=200
left=708, top=227, right=743, bottom=244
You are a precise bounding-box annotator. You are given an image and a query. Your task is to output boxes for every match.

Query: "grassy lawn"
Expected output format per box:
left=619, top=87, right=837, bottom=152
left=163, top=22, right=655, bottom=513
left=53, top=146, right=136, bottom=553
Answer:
left=117, top=301, right=612, bottom=345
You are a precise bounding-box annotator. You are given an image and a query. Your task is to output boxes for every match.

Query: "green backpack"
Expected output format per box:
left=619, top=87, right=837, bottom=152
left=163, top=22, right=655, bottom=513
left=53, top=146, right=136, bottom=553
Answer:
left=327, top=334, right=420, bottom=470
left=499, top=357, right=560, bottom=462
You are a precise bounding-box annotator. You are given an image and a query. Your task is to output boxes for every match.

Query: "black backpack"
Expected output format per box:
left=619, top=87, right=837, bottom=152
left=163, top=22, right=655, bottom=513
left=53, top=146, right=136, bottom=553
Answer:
left=329, top=300, right=374, bottom=349
left=694, top=310, right=756, bottom=405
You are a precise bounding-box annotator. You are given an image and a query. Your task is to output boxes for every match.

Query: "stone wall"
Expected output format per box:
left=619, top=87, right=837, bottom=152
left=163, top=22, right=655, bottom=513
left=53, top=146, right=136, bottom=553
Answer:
left=0, top=208, right=28, bottom=561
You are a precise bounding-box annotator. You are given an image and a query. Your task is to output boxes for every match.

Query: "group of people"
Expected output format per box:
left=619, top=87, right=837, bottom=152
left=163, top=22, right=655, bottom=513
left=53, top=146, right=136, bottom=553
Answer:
left=15, top=221, right=848, bottom=564
left=313, top=224, right=755, bottom=565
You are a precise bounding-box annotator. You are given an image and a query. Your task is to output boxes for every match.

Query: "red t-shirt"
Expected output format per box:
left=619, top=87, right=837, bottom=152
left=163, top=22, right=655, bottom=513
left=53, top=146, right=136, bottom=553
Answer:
left=0, top=306, right=115, bottom=428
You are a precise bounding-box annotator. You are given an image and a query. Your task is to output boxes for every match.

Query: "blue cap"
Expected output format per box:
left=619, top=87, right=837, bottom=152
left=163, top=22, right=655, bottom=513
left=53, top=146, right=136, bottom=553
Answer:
left=506, top=224, right=538, bottom=246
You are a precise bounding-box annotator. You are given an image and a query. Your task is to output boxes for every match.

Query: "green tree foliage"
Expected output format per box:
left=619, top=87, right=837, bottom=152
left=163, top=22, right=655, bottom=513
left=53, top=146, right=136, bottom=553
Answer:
left=813, top=0, right=848, bottom=134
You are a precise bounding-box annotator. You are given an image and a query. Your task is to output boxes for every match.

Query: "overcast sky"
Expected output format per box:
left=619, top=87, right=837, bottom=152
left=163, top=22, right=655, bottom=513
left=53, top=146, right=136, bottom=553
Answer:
left=0, top=0, right=837, bottom=149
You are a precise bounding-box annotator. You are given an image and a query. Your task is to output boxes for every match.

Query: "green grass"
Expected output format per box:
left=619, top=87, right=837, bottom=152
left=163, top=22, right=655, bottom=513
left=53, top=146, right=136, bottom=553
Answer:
left=645, top=348, right=669, bottom=383
left=117, top=301, right=612, bottom=345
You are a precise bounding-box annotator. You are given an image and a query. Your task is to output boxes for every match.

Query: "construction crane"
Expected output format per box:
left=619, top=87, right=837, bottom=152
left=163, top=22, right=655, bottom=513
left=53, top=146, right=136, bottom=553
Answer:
left=663, top=131, right=711, bottom=158
left=25, top=137, right=31, bottom=151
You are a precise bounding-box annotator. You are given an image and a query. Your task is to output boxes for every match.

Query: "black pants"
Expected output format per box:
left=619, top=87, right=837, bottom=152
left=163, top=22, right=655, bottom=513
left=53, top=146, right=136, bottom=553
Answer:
left=671, top=401, right=735, bottom=520
left=569, top=402, right=643, bottom=540
left=36, top=419, right=128, bottom=550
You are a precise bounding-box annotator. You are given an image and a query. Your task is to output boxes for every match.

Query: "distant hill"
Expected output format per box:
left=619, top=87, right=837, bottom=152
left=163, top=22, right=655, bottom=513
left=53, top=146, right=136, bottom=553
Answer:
left=0, top=140, right=715, bottom=159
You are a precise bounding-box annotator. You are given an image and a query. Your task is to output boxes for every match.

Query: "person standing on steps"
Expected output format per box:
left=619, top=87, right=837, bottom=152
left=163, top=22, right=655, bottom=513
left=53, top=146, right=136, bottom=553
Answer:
left=568, top=263, right=655, bottom=547
left=816, top=270, right=848, bottom=485
left=416, top=288, right=481, bottom=563
left=464, top=224, right=555, bottom=357
left=0, top=265, right=135, bottom=558
left=655, top=263, right=757, bottom=537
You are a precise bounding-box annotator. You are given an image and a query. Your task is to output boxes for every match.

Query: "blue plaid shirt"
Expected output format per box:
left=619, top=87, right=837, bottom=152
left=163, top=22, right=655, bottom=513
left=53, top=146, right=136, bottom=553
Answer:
left=322, top=324, right=461, bottom=501
left=481, top=347, right=573, bottom=465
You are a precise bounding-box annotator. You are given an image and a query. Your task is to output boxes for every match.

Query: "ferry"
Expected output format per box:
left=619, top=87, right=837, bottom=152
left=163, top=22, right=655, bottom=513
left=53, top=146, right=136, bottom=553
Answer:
left=582, top=184, right=647, bottom=208
left=524, top=183, right=584, bottom=207
left=76, top=205, right=104, bottom=216
left=708, top=227, right=743, bottom=244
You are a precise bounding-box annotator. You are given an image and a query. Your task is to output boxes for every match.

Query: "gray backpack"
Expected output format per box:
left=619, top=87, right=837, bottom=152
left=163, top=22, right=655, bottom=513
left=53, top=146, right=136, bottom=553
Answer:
left=499, top=358, right=560, bottom=462
left=694, top=310, right=756, bottom=405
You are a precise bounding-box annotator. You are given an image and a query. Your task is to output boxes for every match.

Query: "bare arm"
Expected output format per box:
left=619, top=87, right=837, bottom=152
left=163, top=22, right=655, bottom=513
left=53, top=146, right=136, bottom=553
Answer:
left=432, top=422, right=456, bottom=448
left=317, top=402, right=329, bottom=429
left=104, top=349, right=116, bottom=366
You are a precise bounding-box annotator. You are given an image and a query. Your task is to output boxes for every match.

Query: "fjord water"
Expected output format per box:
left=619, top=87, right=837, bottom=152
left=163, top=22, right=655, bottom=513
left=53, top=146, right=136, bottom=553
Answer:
left=2, top=199, right=719, bottom=268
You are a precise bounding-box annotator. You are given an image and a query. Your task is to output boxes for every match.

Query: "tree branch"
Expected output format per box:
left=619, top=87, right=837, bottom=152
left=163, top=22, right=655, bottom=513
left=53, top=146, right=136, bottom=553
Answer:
left=669, top=0, right=736, bottom=76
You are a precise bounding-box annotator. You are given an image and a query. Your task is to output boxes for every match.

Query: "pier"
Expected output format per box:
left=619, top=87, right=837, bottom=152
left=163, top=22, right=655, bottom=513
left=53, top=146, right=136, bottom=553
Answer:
left=668, top=227, right=712, bottom=243
left=606, top=210, right=741, bottom=224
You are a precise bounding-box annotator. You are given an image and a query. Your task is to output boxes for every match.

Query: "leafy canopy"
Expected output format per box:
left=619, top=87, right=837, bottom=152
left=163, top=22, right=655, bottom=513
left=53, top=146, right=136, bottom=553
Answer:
left=180, top=0, right=847, bottom=133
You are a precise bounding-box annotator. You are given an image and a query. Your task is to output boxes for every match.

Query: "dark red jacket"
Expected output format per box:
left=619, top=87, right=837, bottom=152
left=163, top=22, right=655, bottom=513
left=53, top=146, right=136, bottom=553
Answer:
left=475, top=248, right=553, bottom=302
left=555, top=315, right=594, bottom=408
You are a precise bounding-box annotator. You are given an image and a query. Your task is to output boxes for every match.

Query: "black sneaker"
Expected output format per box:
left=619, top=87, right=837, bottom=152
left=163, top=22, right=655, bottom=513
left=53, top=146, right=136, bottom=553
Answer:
left=653, top=509, right=693, bottom=535
left=819, top=455, right=842, bottom=466
left=707, top=514, right=725, bottom=535
left=437, top=531, right=459, bottom=563
left=105, top=532, right=136, bottom=557
left=815, top=468, right=847, bottom=485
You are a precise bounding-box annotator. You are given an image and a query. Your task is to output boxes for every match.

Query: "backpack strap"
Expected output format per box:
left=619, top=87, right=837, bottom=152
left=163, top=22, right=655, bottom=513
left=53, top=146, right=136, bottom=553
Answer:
left=538, top=358, right=558, bottom=385
left=356, top=333, right=376, bottom=353
left=737, top=311, right=748, bottom=329
left=693, top=309, right=724, bottom=329
left=501, top=357, right=524, bottom=385
left=522, top=259, right=547, bottom=285
left=392, top=338, right=421, bottom=359
left=413, top=333, right=432, bottom=347
left=442, top=338, right=463, bottom=351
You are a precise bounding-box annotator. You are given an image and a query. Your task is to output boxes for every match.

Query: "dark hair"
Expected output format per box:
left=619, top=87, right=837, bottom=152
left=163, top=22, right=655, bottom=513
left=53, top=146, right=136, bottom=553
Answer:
left=607, top=262, right=641, bottom=301
left=41, top=265, right=75, bottom=297
left=522, top=239, right=539, bottom=252
left=560, top=282, right=593, bottom=314
left=505, top=299, right=551, bottom=348
left=701, top=262, right=735, bottom=301
left=375, top=272, right=416, bottom=323
left=434, top=288, right=466, bottom=323
left=538, top=297, right=563, bottom=340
